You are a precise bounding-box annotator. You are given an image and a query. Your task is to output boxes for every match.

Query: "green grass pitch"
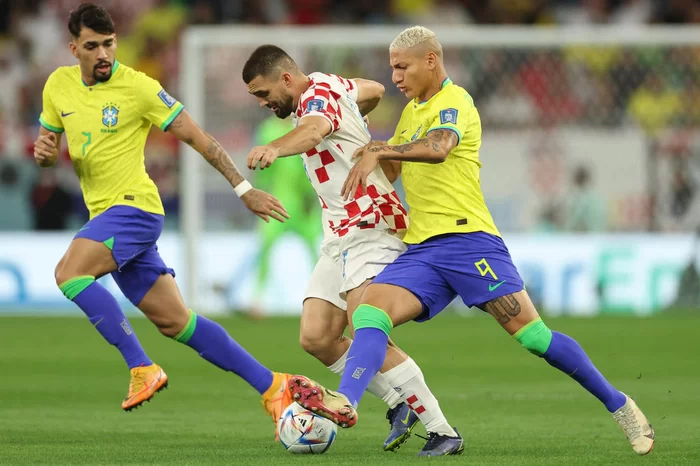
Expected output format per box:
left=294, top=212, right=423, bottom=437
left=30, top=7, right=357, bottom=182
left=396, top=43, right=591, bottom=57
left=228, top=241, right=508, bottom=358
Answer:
left=1, top=313, right=699, bottom=465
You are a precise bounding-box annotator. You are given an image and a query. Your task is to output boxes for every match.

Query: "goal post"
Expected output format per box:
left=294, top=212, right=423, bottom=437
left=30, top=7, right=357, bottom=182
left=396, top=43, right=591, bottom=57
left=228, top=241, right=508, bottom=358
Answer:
left=179, top=25, right=700, bottom=313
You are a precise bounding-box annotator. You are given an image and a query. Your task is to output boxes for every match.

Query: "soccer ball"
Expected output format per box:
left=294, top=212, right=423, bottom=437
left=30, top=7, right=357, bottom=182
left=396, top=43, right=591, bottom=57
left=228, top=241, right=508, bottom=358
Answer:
left=277, top=402, right=337, bottom=454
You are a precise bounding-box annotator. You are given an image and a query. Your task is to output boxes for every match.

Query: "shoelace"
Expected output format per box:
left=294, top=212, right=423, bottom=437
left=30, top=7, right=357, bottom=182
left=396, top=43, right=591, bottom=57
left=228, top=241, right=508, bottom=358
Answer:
left=416, top=432, right=442, bottom=449
left=614, top=406, right=642, bottom=438
left=129, top=370, right=149, bottom=394
left=385, top=404, right=403, bottom=426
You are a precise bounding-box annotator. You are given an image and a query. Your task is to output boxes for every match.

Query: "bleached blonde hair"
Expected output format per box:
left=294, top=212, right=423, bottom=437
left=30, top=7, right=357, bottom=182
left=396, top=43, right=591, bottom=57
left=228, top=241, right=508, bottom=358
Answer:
left=389, top=26, right=442, bottom=57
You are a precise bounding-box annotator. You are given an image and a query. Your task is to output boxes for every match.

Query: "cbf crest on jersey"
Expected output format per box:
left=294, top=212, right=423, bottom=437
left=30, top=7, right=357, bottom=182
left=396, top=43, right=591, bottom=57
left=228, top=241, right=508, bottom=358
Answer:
left=101, top=102, right=120, bottom=132
left=306, top=99, right=325, bottom=113
left=439, top=108, right=458, bottom=125
left=411, top=125, right=422, bottom=141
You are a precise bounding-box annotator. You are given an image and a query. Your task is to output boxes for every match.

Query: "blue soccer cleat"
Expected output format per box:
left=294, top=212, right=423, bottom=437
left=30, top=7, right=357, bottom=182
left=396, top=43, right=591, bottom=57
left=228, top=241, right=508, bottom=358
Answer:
left=383, top=402, right=420, bottom=451
left=416, top=428, right=465, bottom=456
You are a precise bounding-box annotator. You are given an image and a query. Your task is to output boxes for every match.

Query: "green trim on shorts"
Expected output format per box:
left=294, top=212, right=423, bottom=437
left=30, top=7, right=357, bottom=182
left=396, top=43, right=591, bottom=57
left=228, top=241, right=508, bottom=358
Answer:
left=103, top=237, right=115, bottom=251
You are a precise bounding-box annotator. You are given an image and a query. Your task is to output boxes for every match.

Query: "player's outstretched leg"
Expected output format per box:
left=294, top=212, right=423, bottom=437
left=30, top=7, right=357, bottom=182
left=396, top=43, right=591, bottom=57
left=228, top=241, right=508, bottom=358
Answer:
left=136, top=274, right=294, bottom=439
left=290, top=295, right=464, bottom=457
left=55, top=238, right=164, bottom=412
left=300, top=297, right=419, bottom=450
left=486, top=291, right=654, bottom=455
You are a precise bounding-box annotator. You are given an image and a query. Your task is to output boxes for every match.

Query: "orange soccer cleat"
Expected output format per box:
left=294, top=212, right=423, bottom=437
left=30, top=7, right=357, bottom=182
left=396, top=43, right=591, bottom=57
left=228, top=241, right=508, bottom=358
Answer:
left=261, top=372, right=294, bottom=441
left=121, top=364, right=168, bottom=411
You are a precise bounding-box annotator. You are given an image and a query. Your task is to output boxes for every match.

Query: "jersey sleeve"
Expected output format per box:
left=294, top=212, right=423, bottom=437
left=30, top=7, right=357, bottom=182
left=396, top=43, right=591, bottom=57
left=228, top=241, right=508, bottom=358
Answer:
left=39, top=73, right=64, bottom=133
left=298, top=81, right=343, bottom=134
left=134, top=72, right=184, bottom=131
left=333, top=74, right=358, bottom=101
left=425, top=91, right=473, bottom=144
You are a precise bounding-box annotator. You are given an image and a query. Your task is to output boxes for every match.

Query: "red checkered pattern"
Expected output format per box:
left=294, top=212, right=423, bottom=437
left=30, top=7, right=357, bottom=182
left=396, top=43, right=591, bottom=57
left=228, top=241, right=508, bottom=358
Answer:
left=305, top=147, right=336, bottom=185
left=328, top=185, right=408, bottom=238
left=296, top=78, right=345, bottom=133
left=293, top=72, right=408, bottom=241
left=406, top=394, right=426, bottom=415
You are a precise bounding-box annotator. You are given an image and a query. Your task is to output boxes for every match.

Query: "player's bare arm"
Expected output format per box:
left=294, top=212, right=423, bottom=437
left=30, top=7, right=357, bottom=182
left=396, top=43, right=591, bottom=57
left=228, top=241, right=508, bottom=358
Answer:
left=247, top=115, right=331, bottom=170
left=353, top=78, right=385, bottom=116
left=168, top=110, right=289, bottom=223
left=341, top=129, right=457, bottom=200
left=33, top=126, right=62, bottom=168
left=362, top=139, right=401, bottom=183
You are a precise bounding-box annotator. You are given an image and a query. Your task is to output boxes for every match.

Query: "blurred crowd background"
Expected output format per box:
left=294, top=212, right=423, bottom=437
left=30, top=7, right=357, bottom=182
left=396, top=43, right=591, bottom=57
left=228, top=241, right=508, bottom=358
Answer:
left=1, top=0, right=699, bottom=234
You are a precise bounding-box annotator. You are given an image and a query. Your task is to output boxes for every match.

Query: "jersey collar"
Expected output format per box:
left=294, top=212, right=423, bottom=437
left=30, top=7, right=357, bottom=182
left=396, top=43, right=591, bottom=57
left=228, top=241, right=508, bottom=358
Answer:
left=416, top=77, right=452, bottom=105
left=81, top=60, right=120, bottom=87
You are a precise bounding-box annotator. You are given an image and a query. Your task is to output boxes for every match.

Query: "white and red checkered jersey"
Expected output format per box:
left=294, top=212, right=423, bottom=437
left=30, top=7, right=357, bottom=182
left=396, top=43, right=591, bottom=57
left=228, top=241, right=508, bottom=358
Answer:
left=293, top=72, right=408, bottom=243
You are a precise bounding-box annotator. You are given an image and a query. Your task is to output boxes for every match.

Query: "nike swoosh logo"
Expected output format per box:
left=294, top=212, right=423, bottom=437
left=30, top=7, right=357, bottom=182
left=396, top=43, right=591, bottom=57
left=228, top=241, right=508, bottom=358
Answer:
left=61, top=111, right=75, bottom=117
left=79, top=226, right=89, bottom=231
left=401, top=130, right=407, bottom=134
left=489, top=280, right=506, bottom=292
left=401, top=410, right=411, bottom=424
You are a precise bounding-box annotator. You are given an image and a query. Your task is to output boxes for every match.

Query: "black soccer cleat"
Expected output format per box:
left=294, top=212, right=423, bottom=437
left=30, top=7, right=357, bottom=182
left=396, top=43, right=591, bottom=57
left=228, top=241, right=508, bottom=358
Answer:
left=416, top=428, right=465, bottom=456
left=383, top=402, right=420, bottom=451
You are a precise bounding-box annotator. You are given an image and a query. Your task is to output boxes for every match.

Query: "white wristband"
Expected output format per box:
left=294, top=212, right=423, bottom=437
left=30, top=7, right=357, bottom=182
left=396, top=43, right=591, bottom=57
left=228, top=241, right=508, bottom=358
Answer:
left=234, top=180, right=253, bottom=198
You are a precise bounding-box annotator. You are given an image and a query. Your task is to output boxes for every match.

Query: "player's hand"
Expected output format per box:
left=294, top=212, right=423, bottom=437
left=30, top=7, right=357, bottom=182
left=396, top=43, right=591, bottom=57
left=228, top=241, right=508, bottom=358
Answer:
left=342, top=144, right=381, bottom=201
left=247, top=145, right=279, bottom=170
left=363, top=140, right=385, bottom=151
left=34, top=133, right=58, bottom=168
left=241, top=188, right=290, bottom=223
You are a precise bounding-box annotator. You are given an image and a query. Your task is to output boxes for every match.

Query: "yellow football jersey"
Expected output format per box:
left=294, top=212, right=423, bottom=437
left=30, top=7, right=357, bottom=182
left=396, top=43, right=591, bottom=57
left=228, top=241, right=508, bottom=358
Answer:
left=388, top=78, right=500, bottom=244
left=39, top=61, right=184, bottom=218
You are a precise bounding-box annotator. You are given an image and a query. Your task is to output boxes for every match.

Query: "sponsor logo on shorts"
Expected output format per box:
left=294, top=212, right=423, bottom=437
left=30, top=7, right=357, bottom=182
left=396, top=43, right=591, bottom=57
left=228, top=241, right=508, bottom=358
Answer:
left=489, top=280, right=507, bottom=292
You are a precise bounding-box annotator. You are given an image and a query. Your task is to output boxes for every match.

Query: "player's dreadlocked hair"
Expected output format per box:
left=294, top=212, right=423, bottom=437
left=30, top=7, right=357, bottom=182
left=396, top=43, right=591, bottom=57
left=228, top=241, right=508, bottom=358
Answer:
left=68, top=3, right=115, bottom=38
left=242, top=45, right=298, bottom=84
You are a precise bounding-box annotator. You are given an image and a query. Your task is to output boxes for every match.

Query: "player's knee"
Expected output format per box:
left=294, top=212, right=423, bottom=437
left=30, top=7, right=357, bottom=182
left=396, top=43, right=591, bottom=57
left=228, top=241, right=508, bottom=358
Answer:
left=147, top=310, right=189, bottom=338
left=155, top=318, right=183, bottom=338
left=299, top=330, right=339, bottom=358
left=513, top=318, right=553, bottom=356
left=54, top=261, right=74, bottom=287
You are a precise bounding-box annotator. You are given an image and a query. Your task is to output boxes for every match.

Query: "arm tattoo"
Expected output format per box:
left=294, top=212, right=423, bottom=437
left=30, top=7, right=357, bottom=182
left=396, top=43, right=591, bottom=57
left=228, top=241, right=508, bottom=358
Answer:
left=482, top=294, right=521, bottom=325
left=201, top=133, right=244, bottom=187
left=367, top=138, right=437, bottom=154
left=367, top=129, right=456, bottom=158
left=167, top=114, right=195, bottom=146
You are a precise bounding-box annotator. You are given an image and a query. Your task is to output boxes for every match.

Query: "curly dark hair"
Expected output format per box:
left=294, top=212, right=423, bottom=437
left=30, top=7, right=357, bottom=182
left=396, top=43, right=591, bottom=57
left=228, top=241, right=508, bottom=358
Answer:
left=68, top=3, right=115, bottom=38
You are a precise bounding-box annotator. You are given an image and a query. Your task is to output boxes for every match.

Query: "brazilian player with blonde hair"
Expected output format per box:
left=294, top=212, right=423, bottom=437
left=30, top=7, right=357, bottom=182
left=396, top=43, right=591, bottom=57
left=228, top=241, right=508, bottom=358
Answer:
left=34, top=3, right=305, bottom=424
left=289, top=26, right=655, bottom=457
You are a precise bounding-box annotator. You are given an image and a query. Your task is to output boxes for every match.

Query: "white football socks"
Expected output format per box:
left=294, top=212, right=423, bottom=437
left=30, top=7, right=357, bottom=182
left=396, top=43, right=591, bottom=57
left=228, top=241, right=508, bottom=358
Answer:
left=382, top=357, right=457, bottom=437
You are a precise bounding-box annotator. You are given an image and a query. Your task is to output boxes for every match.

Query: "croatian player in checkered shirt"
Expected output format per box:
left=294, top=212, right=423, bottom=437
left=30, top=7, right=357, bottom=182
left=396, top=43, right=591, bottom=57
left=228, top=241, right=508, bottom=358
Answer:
left=242, top=45, right=458, bottom=452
